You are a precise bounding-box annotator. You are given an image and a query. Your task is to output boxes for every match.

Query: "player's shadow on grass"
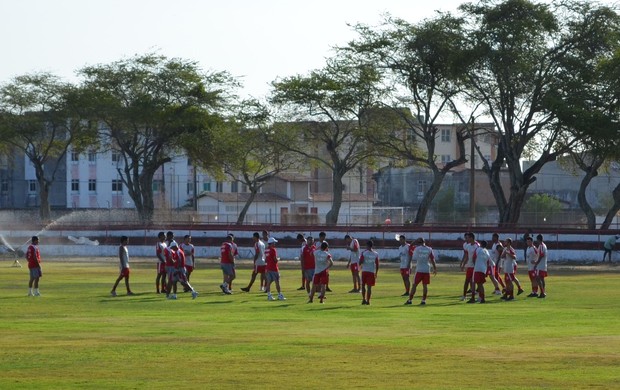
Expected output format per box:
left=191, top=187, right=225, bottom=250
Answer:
left=202, top=300, right=235, bottom=305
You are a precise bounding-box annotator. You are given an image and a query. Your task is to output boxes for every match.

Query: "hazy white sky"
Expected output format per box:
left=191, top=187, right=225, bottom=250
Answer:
left=0, top=0, right=465, bottom=98
left=1, top=0, right=616, bottom=99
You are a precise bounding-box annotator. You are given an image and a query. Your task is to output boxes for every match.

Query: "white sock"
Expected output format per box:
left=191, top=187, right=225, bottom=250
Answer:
left=29, top=288, right=33, bottom=294
left=35, top=288, right=39, bottom=294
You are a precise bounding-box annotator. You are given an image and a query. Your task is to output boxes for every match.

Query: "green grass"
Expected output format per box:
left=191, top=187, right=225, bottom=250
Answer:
left=1, top=259, right=619, bottom=389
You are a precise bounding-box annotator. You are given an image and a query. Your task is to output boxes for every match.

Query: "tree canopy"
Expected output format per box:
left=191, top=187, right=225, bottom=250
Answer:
left=78, top=53, right=238, bottom=223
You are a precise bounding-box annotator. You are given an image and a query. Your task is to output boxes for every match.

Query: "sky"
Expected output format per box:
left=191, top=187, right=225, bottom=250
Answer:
left=2, top=0, right=617, bottom=100
left=0, top=0, right=467, bottom=99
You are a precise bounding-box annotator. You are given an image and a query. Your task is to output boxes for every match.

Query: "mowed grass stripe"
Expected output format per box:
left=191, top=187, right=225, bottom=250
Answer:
left=0, top=260, right=619, bottom=389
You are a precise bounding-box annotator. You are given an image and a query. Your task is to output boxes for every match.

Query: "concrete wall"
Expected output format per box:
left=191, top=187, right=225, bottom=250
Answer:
left=2, top=228, right=616, bottom=263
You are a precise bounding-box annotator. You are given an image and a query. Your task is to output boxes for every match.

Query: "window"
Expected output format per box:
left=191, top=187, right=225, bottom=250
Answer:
left=417, top=180, right=427, bottom=200
left=187, top=180, right=193, bottom=195
left=203, top=182, right=211, bottom=192
left=231, top=181, right=238, bottom=193
left=71, top=151, right=79, bottom=162
left=88, top=179, right=96, bottom=192
left=441, top=155, right=451, bottom=164
left=441, top=129, right=451, bottom=142
left=71, top=179, right=80, bottom=192
left=88, top=151, right=97, bottom=163
left=28, top=180, right=37, bottom=193
left=152, top=179, right=163, bottom=192
left=216, top=181, right=223, bottom=193
left=1, top=179, right=8, bottom=193
left=112, top=179, right=123, bottom=192
left=111, top=150, right=121, bottom=163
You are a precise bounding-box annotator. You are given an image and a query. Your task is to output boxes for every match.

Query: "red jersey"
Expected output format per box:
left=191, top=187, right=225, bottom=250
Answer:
left=164, top=247, right=176, bottom=266
left=265, top=246, right=278, bottom=272
left=302, top=244, right=316, bottom=270
left=220, top=242, right=234, bottom=264
left=26, top=244, right=41, bottom=269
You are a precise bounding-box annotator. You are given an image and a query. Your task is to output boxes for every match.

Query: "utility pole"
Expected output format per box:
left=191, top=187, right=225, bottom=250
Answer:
left=469, top=123, right=476, bottom=226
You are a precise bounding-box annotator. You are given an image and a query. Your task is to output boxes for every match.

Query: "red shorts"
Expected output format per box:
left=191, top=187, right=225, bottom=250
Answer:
left=537, top=270, right=548, bottom=278
left=313, top=270, right=329, bottom=285
left=474, top=271, right=486, bottom=284
left=486, top=265, right=495, bottom=276
left=185, top=265, right=194, bottom=274
left=158, top=262, right=165, bottom=274
left=400, top=268, right=410, bottom=277
left=362, top=271, right=376, bottom=286
left=120, top=268, right=130, bottom=277
left=413, top=272, right=430, bottom=285
left=504, top=273, right=515, bottom=283
left=254, top=265, right=266, bottom=274
left=528, top=270, right=537, bottom=280
left=349, top=263, right=359, bottom=273
left=465, top=267, right=474, bottom=279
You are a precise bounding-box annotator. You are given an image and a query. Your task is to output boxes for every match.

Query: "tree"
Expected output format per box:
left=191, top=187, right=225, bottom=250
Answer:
left=269, top=56, right=387, bottom=225
left=185, top=100, right=301, bottom=225
left=347, top=15, right=474, bottom=223
left=460, top=0, right=620, bottom=225
left=521, top=193, right=563, bottom=225
left=79, top=54, right=237, bottom=223
left=0, top=73, right=96, bottom=221
left=565, top=45, right=620, bottom=229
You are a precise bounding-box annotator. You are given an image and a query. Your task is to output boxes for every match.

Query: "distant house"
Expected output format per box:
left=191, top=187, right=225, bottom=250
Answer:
left=524, top=159, right=620, bottom=209
left=196, top=174, right=377, bottom=225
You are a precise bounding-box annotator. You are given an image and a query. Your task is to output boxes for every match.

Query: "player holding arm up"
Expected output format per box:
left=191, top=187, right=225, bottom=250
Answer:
left=345, top=235, right=361, bottom=293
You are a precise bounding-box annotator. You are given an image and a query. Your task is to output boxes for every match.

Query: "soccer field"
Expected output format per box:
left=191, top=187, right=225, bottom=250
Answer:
left=1, top=260, right=619, bottom=389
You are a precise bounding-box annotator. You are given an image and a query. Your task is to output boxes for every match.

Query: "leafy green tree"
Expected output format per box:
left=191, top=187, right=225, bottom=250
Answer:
left=549, top=6, right=620, bottom=229
left=78, top=54, right=237, bottom=223
left=269, top=56, right=387, bottom=225
left=0, top=73, right=96, bottom=221
left=577, top=50, right=620, bottom=230
left=347, top=15, right=473, bottom=223
left=186, top=100, right=302, bottom=225
left=460, top=0, right=620, bottom=225
left=521, top=193, right=563, bottom=225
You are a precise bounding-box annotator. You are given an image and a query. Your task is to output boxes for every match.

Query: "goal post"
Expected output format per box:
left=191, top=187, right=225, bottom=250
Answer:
left=346, top=206, right=405, bottom=226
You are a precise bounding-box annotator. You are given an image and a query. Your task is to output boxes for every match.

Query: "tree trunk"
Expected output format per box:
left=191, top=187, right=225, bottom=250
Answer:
left=577, top=165, right=601, bottom=229
left=237, top=189, right=258, bottom=225
left=414, top=170, right=447, bottom=224
left=325, top=173, right=344, bottom=226
left=38, top=179, right=51, bottom=222
left=138, top=173, right=155, bottom=224
left=600, top=183, right=620, bottom=230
